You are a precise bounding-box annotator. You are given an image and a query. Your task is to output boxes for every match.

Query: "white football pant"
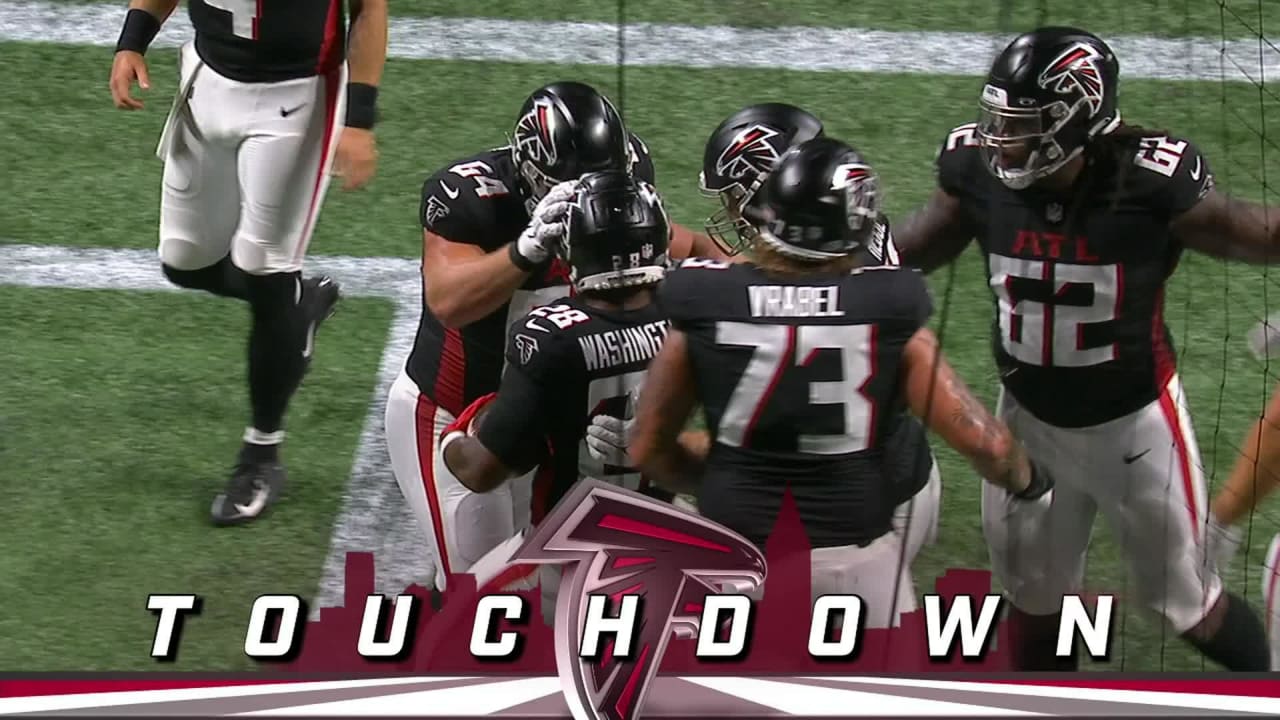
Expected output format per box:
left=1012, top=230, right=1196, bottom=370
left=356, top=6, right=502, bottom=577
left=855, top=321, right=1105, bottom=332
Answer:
left=156, top=42, right=347, bottom=275
left=383, top=368, right=535, bottom=591
left=982, top=374, right=1221, bottom=633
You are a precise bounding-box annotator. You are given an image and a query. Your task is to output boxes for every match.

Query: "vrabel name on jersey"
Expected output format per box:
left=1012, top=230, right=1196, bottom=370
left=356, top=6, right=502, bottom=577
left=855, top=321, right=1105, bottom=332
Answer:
left=577, top=321, right=670, bottom=372
left=748, top=285, right=845, bottom=319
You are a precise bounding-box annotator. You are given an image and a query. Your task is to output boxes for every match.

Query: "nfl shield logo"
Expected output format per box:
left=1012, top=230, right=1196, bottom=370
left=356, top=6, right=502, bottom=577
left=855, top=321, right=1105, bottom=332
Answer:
left=1046, top=202, right=1064, bottom=223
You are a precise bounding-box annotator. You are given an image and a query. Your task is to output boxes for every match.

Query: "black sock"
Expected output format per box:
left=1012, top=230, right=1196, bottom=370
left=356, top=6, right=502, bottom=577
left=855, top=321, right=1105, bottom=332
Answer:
left=162, top=255, right=251, bottom=300
left=244, top=271, right=308, bottom=436
left=1007, top=606, right=1079, bottom=671
left=1183, top=593, right=1271, bottom=671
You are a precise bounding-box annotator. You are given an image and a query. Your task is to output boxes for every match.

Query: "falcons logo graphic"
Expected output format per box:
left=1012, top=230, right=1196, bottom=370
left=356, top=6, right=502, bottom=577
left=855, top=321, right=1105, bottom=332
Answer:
left=516, top=96, right=560, bottom=166
left=509, top=479, right=766, bottom=720
left=831, top=162, right=874, bottom=190
left=715, top=124, right=783, bottom=181
left=831, top=163, right=878, bottom=231
left=1038, top=42, right=1106, bottom=114
left=513, top=333, right=540, bottom=365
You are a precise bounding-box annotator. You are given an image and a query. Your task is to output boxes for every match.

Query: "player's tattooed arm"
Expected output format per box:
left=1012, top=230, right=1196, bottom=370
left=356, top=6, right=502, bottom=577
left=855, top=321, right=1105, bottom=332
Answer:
left=1172, top=189, right=1280, bottom=263
left=631, top=330, right=705, bottom=493
left=893, top=189, right=976, bottom=274
left=900, top=327, right=1033, bottom=494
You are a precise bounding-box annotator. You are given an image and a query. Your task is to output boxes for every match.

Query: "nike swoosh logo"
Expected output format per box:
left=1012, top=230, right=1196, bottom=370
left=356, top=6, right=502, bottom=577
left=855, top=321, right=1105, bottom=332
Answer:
left=1123, top=449, right=1151, bottom=464
left=440, top=181, right=460, bottom=199
left=280, top=103, right=306, bottom=117
left=1190, top=157, right=1202, bottom=181
left=233, top=486, right=269, bottom=517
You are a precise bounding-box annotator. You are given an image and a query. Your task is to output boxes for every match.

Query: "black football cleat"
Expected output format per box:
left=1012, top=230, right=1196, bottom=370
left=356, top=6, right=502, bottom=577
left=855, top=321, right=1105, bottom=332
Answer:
left=210, top=461, right=286, bottom=526
left=300, top=275, right=341, bottom=371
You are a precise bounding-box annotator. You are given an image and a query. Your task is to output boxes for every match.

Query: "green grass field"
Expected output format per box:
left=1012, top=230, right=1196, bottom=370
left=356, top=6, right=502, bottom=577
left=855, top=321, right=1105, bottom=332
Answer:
left=4, top=0, right=1280, bottom=672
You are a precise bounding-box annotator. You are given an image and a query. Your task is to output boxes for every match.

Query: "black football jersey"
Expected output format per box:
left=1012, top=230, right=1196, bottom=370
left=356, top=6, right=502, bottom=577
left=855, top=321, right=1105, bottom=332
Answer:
left=936, top=123, right=1215, bottom=427
left=659, top=256, right=933, bottom=549
left=189, top=0, right=346, bottom=82
left=475, top=295, right=669, bottom=520
left=407, top=136, right=657, bottom=417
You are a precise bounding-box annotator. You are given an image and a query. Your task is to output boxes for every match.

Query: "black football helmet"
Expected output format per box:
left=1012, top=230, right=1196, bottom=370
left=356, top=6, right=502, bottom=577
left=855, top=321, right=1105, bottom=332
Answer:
left=562, top=170, right=670, bottom=292
left=977, top=27, right=1121, bottom=190
left=511, top=81, right=632, bottom=212
left=699, top=103, right=825, bottom=255
left=740, top=137, right=880, bottom=262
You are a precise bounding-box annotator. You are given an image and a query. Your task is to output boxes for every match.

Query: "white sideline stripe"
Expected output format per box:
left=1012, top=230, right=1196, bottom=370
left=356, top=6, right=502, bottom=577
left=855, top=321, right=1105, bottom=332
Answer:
left=0, top=242, right=439, bottom=612
left=1, top=0, right=1277, bottom=83
left=0, top=677, right=468, bottom=715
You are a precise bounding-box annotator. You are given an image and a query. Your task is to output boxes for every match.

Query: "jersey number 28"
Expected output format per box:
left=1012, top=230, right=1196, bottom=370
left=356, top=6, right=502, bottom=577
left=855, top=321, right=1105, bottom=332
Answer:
left=716, top=321, right=875, bottom=455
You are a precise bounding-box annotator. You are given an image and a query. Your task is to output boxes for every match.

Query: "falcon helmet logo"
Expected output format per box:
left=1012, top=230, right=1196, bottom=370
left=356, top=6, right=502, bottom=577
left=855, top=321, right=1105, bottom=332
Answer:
left=1038, top=42, right=1107, bottom=115
left=831, top=163, right=878, bottom=231
left=515, top=96, right=560, bottom=167
left=715, top=124, right=783, bottom=181
left=509, top=479, right=766, bottom=720
left=513, top=333, right=540, bottom=365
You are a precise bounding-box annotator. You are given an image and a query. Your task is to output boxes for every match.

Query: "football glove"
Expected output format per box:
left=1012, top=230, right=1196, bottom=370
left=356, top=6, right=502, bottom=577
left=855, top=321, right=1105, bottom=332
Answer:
left=514, top=180, right=577, bottom=267
left=585, top=389, right=638, bottom=467
left=1013, top=458, right=1055, bottom=501
left=1206, top=515, right=1244, bottom=569
left=586, top=413, right=636, bottom=467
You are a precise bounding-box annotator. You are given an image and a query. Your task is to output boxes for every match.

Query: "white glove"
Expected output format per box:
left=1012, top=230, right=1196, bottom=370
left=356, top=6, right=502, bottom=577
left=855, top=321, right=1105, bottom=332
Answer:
left=586, top=390, right=638, bottom=466
left=515, top=180, right=578, bottom=266
left=1206, top=515, right=1244, bottom=570
left=586, top=413, right=635, bottom=466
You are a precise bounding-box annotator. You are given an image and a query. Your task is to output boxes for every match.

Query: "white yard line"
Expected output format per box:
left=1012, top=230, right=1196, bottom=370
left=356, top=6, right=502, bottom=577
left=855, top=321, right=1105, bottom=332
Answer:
left=0, top=243, right=437, bottom=612
left=0, top=0, right=1276, bottom=83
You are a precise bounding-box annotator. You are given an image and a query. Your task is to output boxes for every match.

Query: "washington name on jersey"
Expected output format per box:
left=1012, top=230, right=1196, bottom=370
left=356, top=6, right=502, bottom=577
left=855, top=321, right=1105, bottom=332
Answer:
left=189, top=0, right=346, bottom=82
left=476, top=296, right=669, bottom=518
left=936, top=123, right=1215, bottom=427
left=659, top=257, right=933, bottom=549
left=408, top=136, right=657, bottom=417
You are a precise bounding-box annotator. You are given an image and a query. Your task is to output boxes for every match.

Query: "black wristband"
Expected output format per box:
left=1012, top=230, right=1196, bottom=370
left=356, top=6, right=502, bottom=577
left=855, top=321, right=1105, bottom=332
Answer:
left=115, top=8, right=161, bottom=55
left=345, top=82, right=378, bottom=129
left=508, top=242, right=538, bottom=273
left=1014, top=460, right=1054, bottom=500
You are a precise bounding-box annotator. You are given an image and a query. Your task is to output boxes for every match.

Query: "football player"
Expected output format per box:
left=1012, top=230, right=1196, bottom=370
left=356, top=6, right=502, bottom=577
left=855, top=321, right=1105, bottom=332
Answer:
left=387, top=81, right=721, bottom=592
left=699, top=101, right=943, bottom=567
left=108, top=0, right=388, bottom=525
left=435, top=170, right=675, bottom=594
left=1203, top=382, right=1280, bottom=667
left=894, top=26, right=1272, bottom=670
left=630, top=137, right=1051, bottom=630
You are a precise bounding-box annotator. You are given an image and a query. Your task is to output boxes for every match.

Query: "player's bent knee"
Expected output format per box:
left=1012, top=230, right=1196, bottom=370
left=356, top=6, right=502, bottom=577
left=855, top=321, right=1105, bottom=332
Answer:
left=159, top=237, right=227, bottom=273
left=232, top=234, right=303, bottom=276
left=451, top=488, right=517, bottom=568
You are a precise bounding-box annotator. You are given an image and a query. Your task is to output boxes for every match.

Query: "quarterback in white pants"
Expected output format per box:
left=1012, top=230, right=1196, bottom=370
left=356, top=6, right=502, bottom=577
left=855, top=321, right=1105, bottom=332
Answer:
left=108, top=0, right=385, bottom=525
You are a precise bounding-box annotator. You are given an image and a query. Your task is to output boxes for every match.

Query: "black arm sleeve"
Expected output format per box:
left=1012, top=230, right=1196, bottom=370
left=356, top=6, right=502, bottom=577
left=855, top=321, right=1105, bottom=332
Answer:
left=474, top=365, right=551, bottom=474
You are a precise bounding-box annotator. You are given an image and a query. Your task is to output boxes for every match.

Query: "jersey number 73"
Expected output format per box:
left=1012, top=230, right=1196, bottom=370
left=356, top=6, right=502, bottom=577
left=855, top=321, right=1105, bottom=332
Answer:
left=715, top=321, right=876, bottom=455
